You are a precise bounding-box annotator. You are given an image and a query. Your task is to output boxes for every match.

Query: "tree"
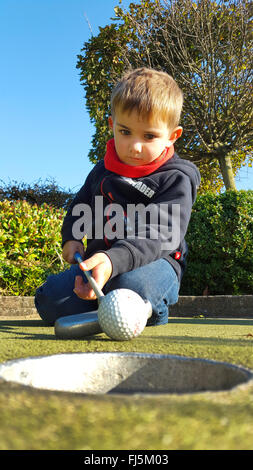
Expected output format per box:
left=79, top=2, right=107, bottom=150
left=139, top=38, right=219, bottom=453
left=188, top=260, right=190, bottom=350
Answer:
left=77, top=0, right=253, bottom=192
left=77, top=24, right=127, bottom=163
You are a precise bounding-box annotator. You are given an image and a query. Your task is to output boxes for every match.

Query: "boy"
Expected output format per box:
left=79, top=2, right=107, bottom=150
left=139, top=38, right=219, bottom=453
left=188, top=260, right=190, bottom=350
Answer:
left=35, top=67, right=200, bottom=326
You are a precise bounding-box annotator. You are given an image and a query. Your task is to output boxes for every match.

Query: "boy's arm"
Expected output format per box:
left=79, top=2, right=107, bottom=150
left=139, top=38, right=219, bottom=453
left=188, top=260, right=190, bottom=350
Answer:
left=101, top=171, right=194, bottom=279
left=61, top=186, right=90, bottom=265
left=61, top=163, right=102, bottom=262
left=61, top=183, right=92, bottom=250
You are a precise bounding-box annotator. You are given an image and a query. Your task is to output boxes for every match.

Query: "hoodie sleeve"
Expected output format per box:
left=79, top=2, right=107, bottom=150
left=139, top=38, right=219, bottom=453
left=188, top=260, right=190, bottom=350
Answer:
left=102, top=169, right=197, bottom=279
left=61, top=184, right=92, bottom=247
left=61, top=163, right=103, bottom=247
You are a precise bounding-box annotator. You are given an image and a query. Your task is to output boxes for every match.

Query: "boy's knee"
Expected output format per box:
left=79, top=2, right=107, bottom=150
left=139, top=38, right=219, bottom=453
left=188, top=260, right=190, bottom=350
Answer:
left=34, top=266, right=78, bottom=325
left=34, top=284, right=58, bottom=326
left=104, top=270, right=150, bottom=302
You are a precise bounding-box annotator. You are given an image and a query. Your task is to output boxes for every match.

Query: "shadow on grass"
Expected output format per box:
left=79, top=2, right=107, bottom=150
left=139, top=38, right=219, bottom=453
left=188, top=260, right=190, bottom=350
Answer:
left=0, top=320, right=111, bottom=342
left=0, top=330, right=108, bottom=341
left=0, top=320, right=45, bottom=327
left=1, top=318, right=253, bottom=328
left=0, top=318, right=252, bottom=344
left=3, top=329, right=252, bottom=346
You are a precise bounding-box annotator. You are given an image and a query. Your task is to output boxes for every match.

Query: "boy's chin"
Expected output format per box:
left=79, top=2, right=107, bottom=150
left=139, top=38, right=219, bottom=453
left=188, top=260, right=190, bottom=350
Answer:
left=119, top=157, right=144, bottom=166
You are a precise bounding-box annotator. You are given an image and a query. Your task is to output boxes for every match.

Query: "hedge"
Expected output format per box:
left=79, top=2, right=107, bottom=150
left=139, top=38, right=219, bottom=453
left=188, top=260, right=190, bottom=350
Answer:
left=181, top=190, right=253, bottom=295
left=0, top=190, right=252, bottom=296
left=0, top=200, right=67, bottom=295
left=0, top=178, right=75, bottom=209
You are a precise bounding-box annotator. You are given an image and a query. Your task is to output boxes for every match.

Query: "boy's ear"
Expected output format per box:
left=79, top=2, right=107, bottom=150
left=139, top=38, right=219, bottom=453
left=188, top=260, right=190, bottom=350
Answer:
left=108, top=116, right=114, bottom=130
left=169, top=126, right=183, bottom=144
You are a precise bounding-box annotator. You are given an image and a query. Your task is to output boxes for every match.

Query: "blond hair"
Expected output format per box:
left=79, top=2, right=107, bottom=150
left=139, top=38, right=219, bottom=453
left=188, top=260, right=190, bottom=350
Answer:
left=111, top=67, right=183, bottom=130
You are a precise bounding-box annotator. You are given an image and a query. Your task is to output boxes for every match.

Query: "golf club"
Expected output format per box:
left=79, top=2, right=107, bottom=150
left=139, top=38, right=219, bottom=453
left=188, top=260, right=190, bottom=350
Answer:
left=73, top=252, right=104, bottom=300
left=55, top=310, right=103, bottom=339
left=55, top=252, right=105, bottom=339
left=55, top=252, right=152, bottom=340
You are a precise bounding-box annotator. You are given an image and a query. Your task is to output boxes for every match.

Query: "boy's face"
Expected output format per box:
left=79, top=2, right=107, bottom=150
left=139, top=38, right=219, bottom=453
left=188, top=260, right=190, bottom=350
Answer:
left=109, top=108, right=182, bottom=166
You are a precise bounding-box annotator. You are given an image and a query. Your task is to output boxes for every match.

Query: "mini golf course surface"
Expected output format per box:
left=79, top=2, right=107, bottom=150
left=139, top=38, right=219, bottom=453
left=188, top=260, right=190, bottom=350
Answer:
left=0, top=316, right=252, bottom=450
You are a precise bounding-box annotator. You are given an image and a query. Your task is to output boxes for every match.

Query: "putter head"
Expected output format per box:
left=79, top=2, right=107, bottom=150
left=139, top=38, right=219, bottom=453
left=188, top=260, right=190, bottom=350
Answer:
left=54, top=311, right=102, bottom=339
left=54, top=298, right=153, bottom=340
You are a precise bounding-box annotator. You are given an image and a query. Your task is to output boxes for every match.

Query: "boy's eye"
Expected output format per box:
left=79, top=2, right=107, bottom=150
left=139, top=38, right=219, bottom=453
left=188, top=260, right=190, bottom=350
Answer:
left=119, top=129, right=130, bottom=135
left=145, top=134, right=156, bottom=140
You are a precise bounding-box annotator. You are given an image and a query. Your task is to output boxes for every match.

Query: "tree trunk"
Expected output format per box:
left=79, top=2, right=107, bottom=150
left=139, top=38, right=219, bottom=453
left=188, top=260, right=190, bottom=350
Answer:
left=218, top=154, right=237, bottom=191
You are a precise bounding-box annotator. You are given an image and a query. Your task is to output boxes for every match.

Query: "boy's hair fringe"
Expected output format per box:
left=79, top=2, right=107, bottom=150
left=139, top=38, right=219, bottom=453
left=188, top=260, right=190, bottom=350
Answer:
left=111, top=67, right=183, bottom=130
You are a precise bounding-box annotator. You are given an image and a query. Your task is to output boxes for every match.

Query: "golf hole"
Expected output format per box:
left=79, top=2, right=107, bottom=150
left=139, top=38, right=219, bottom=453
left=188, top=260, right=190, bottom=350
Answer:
left=0, top=352, right=252, bottom=395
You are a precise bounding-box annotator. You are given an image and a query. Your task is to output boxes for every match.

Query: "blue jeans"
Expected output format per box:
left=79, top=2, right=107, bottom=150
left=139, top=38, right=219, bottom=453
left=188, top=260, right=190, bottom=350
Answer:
left=34, top=259, right=179, bottom=326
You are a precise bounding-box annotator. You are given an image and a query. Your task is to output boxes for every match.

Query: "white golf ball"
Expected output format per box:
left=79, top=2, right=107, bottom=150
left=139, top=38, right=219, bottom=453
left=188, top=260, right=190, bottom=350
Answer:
left=97, top=289, right=149, bottom=341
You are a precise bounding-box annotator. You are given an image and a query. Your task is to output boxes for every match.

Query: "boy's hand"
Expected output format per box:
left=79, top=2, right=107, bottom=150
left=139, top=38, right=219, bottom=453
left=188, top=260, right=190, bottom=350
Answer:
left=73, top=252, right=113, bottom=300
left=62, top=240, right=85, bottom=264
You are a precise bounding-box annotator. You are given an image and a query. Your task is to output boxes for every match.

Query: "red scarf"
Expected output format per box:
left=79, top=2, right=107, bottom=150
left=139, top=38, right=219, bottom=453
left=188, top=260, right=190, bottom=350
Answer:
left=104, top=138, right=174, bottom=177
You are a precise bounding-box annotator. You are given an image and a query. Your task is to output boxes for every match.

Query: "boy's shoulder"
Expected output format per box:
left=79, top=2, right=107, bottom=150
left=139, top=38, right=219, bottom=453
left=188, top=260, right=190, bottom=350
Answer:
left=162, top=152, right=200, bottom=183
left=86, top=159, right=106, bottom=181
left=90, top=159, right=105, bottom=174
left=154, top=152, right=201, bottom=201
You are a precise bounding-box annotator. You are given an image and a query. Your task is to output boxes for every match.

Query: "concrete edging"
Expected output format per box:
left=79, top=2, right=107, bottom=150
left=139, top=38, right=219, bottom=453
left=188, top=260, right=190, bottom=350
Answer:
left=0, top=295, right=252, bottom=319
left=170, top=295, right=253, bottom=318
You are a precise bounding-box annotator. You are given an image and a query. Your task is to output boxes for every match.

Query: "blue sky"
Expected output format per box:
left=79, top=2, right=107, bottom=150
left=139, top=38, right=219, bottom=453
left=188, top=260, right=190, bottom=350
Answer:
left=0, top=0, right=252, bottom=193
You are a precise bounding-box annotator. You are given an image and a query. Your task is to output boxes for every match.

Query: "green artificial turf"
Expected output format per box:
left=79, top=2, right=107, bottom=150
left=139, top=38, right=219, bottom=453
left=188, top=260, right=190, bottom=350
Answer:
left=0, top=317, right=253, bottom=450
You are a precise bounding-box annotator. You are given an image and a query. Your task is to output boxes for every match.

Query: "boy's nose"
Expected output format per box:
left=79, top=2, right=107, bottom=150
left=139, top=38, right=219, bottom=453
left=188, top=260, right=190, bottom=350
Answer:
left=130, top=141, right=142, bottom=154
